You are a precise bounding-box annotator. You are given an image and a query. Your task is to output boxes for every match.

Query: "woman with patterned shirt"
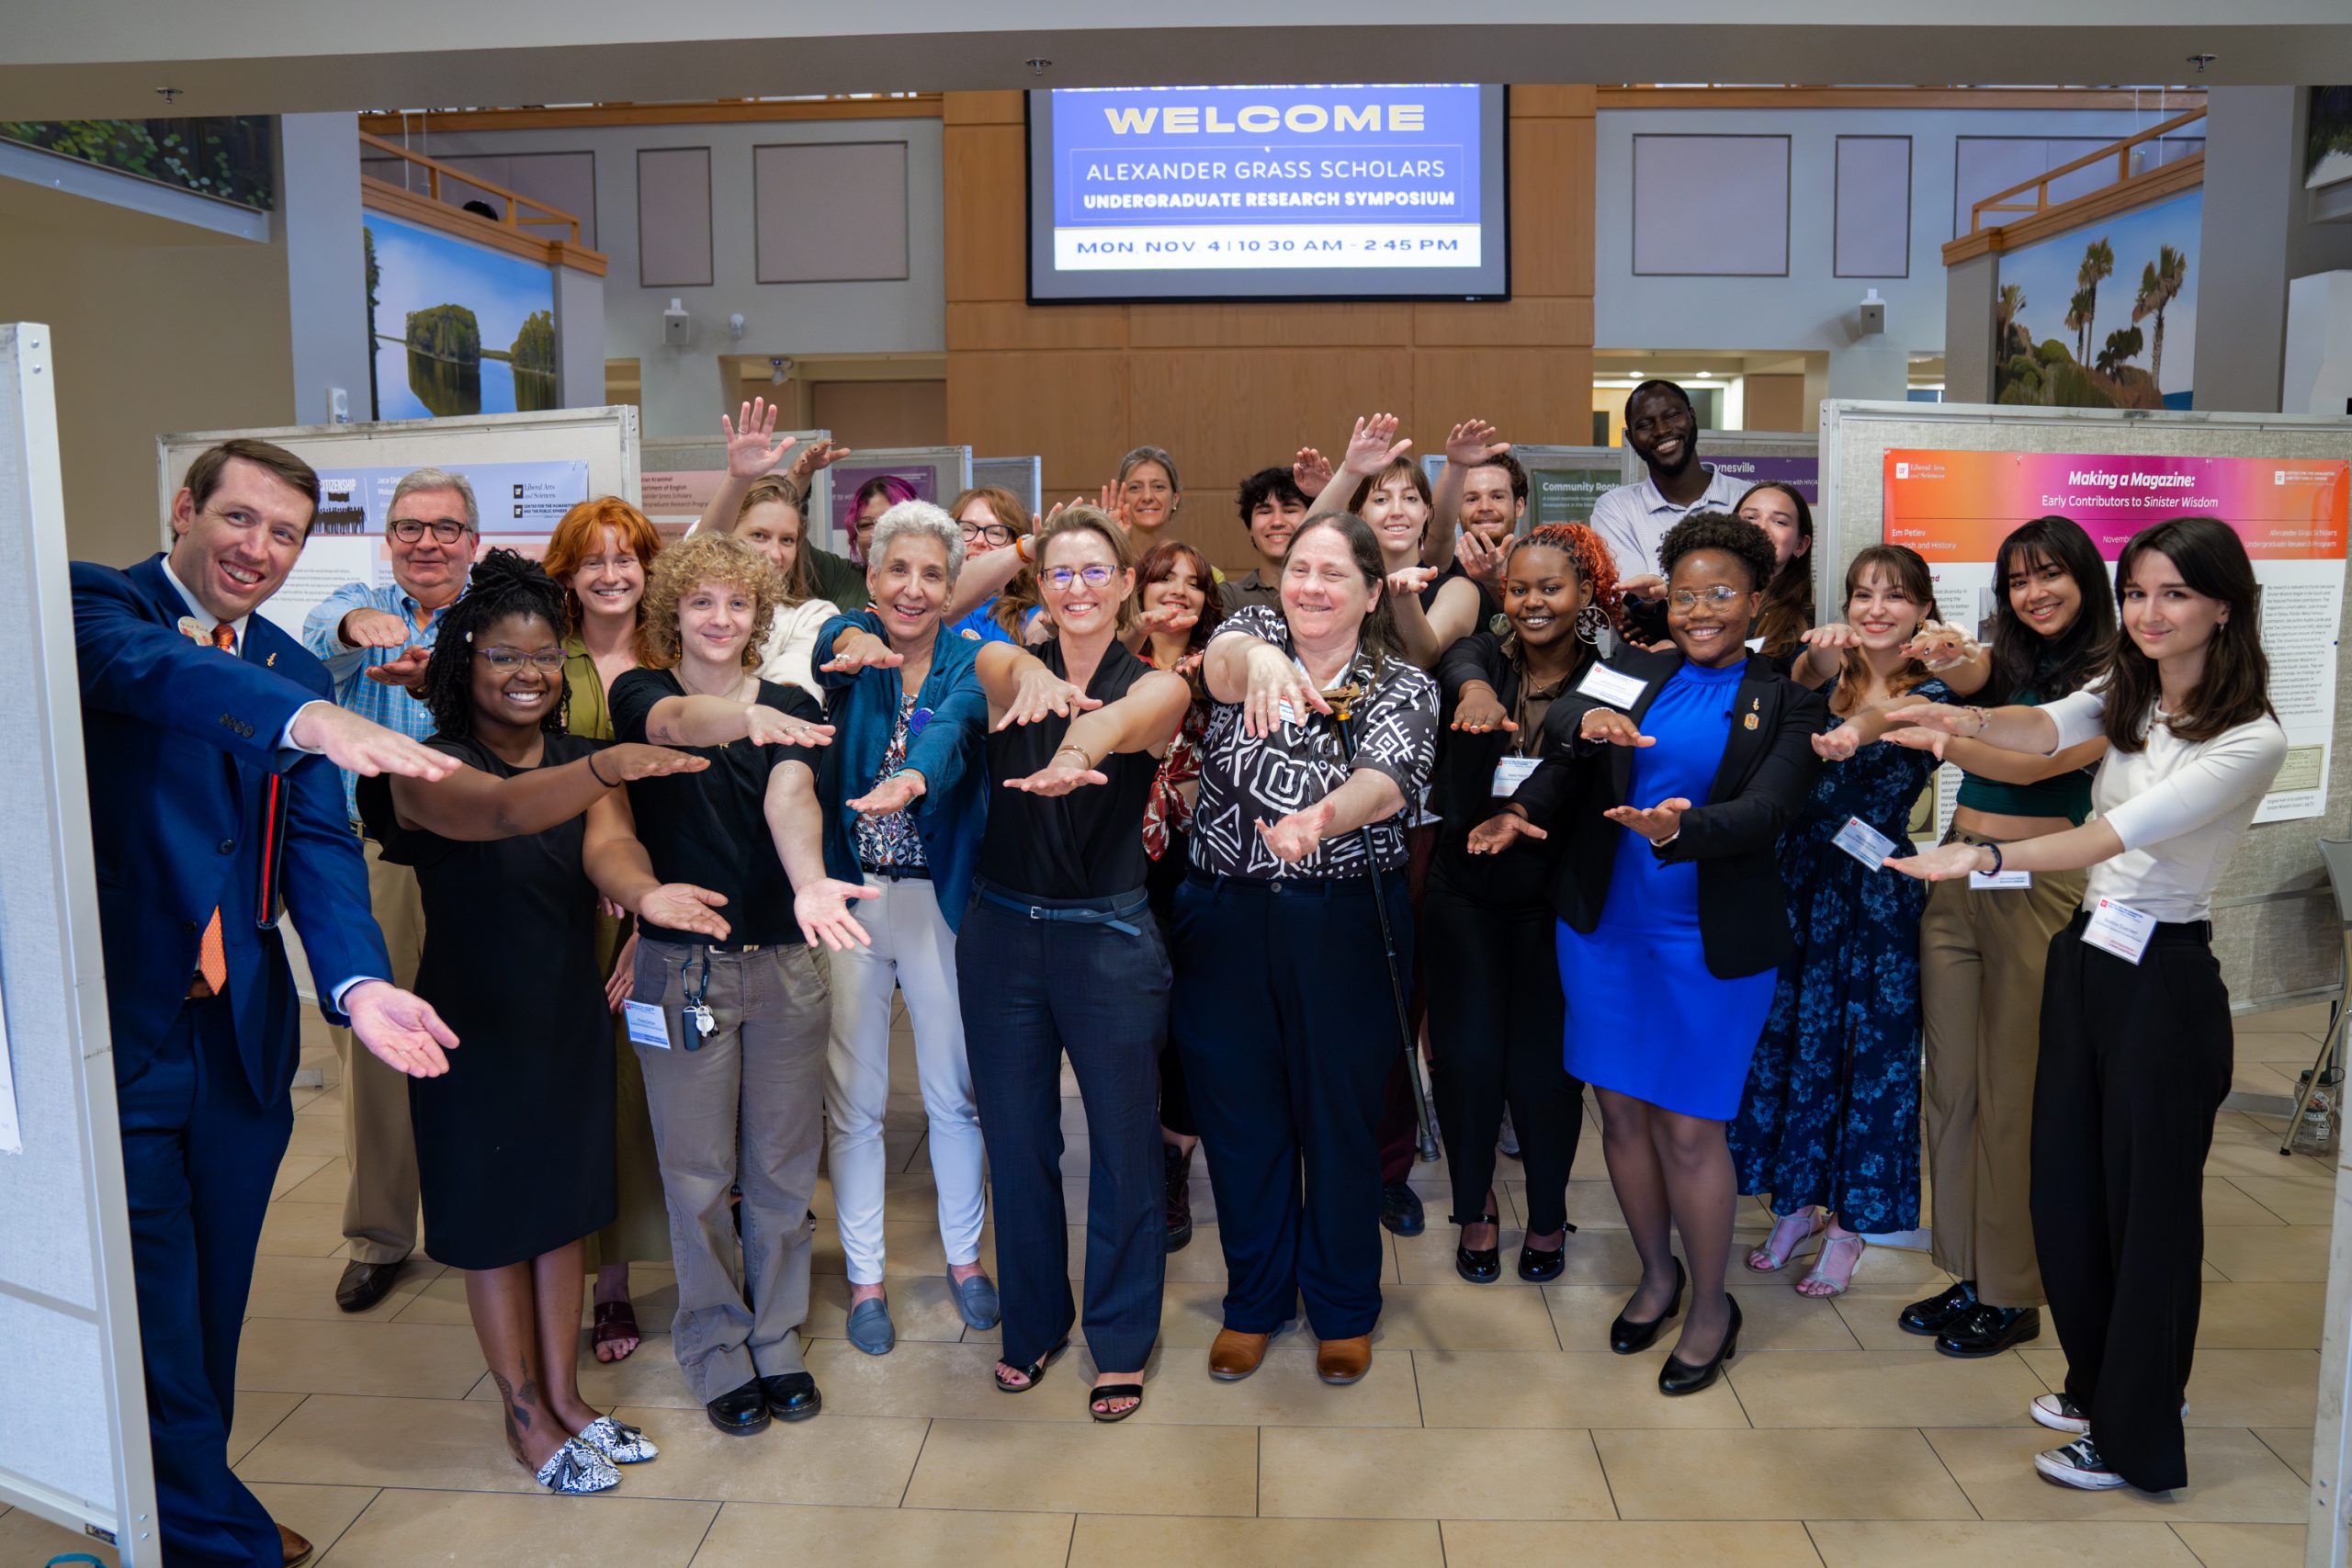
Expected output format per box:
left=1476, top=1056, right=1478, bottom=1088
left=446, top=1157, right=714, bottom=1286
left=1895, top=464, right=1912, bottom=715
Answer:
left=1170, top=512, right=1439, bottom=1391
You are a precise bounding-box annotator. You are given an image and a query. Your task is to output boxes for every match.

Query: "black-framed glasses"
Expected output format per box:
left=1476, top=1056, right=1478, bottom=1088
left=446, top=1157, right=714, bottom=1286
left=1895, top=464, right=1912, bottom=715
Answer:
left=389, top=517, right=473, bottom=545
left=1043, top=564, right=1117, bottom=590
left=1668, top=584, right=1746, bottom=611
left=961, top=522, right=1016, bottom=547
left=475, top=647, right=567, bottom=671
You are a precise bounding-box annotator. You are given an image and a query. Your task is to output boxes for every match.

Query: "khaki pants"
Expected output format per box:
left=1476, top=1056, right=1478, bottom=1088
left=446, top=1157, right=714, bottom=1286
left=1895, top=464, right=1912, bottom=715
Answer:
left=333, top=839, right=423, bottom=1265
left=633, top=937, right=831, bottom=1404
left=1917, top=831, right=2084, bottom=1308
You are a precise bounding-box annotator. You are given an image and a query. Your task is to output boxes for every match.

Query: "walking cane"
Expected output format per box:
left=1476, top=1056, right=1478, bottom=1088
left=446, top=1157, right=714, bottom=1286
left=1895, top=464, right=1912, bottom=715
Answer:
left=1322, top=682, right=1442, bottom=1162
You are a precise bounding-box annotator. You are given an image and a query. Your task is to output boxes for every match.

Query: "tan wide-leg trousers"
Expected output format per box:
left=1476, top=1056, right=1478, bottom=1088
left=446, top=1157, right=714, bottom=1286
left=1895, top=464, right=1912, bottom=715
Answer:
left=1917, top=829, right=2085, bottom=1309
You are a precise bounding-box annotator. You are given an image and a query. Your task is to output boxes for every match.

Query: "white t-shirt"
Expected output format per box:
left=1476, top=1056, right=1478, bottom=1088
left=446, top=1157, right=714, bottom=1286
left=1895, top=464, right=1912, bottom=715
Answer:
left=1588, top=464, right=1750, bottom=579
left=2046, top=687, right=2289, bottom=923
left=755, top=597, right=842, bottom=702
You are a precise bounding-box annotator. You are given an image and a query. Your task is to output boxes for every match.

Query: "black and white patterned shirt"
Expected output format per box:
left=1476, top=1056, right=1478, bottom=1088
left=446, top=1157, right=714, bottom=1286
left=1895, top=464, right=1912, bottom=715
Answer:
left=1188, top=604, right=1440, bottom=880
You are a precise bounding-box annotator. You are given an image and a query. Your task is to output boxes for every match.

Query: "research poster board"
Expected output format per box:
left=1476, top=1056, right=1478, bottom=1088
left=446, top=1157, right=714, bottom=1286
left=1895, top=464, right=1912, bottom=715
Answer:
left=1817, top=398, right=2352, bottom=1011
left=639, top=428, right=833, bottom=548
left=1, top=324, right=161, bottom=1560
left=972, top=456, right=1043, bottom=517
left=1886, top=448, right=2348, bottom=831
left=159, top=406, right=636, bottom=649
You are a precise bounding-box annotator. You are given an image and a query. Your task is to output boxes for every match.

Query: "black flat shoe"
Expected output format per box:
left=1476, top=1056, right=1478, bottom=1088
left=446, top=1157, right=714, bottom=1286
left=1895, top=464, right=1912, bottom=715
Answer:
left=1517, top=1228, right=1573, bottom=1283
left=1163, top=1143, right=1194, bottom=1253
left=1454, top=1212, right=1501, bottom=1284
left=1609, top=1258, right=1686, bottom=1354
left=758, top=1371, right=822, bottom=1421
left=1898, top=1279, right=1975, bottom=1337
left=1380, top=1181, right=1426, bottom=1237
left=1935, top=1303, right=2041, bottom=1359
left=1658, top=1295, right=1741, bottom=1396
left=706, top=1378, right=771, bottom=1436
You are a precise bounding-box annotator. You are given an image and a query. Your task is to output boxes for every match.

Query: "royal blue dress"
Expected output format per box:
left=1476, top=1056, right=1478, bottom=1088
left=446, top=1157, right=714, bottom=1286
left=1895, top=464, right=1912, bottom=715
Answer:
left=1728, top=677, right=1949, bottom=1232
left=1558, top=659, right=1777, bottom=1119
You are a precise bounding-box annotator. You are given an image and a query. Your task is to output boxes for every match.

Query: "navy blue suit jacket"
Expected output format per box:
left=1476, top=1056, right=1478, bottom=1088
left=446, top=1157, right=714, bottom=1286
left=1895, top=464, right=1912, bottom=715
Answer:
left=73, top=554, right=390, bottom=1104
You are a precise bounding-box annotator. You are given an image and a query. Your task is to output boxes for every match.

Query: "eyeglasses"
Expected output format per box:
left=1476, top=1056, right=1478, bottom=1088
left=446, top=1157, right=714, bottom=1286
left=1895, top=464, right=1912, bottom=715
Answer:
left=475, top=647, right=567, bottom=671
left=961, top=522, right=1016, bottom=546
left=389, top=517, right=473, bottom=545
left=1043, top=565, right=1118, bottom=590
left=1669, top=584, right=1747, bottom=611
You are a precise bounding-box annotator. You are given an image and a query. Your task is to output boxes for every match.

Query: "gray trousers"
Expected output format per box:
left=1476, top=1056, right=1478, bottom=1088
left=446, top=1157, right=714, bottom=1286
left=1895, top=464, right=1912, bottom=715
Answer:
left=633, top=937, right=831, bottom=1403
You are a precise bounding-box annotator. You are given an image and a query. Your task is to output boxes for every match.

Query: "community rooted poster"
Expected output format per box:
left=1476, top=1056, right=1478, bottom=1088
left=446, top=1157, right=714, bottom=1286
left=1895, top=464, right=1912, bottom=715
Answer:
left=1884, top=448, right=2348, bottom=827
left=261, top=459, right=590, bottom=642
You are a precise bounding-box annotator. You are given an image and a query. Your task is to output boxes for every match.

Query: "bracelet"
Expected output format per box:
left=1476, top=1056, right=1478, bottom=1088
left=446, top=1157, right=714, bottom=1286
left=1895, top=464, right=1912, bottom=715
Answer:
left=1053, top=742, right=1091, bottom=769
left=1966, top=705, right=1992, bottom=737
left=586, top=750, right=614, bottom=787
left=1982, top=841, right=2004, bottom=875
left=1016, top=534, right=1035, bottom=564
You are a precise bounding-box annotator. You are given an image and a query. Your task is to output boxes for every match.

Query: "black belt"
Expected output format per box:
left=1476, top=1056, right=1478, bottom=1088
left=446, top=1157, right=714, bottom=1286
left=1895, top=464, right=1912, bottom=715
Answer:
left=1184, top=869, right=1378, bottom=899
left=861, top=863, right=931, bottom=883
left=974, top=879, right=1148, bottom=935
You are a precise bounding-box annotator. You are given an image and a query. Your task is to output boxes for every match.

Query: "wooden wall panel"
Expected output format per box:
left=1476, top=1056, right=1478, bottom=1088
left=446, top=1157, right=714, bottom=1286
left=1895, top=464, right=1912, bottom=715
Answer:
left=942, top=86, right=1598, bottom=574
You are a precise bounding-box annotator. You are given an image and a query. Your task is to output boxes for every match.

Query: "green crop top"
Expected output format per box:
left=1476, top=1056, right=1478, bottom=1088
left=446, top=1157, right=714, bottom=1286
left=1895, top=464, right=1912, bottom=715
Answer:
left=1952, top=684, right=2097, bottom=824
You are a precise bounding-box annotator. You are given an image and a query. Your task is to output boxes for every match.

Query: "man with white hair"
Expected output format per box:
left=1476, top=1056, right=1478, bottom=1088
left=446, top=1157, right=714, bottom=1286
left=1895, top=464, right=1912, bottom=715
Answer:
left=300, top=466, right=481, bottom=1313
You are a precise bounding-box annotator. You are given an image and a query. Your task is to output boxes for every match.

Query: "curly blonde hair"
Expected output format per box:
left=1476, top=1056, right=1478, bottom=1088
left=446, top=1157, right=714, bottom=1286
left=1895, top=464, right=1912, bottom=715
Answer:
left=635, top=532, right=780, bottom=671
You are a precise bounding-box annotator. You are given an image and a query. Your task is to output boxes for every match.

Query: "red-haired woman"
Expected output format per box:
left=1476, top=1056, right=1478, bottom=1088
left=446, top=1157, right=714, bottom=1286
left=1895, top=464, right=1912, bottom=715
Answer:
left=540, top=496, right=672, bottom=1362
left=1431, top=525, right=1619, bottom=1281
left=1128, top=538, right=1225, bottom=1246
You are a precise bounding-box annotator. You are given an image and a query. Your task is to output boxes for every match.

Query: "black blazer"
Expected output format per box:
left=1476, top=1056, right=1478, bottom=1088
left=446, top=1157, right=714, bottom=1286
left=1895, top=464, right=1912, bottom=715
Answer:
left=1509, top=646, right=1823, bottom=978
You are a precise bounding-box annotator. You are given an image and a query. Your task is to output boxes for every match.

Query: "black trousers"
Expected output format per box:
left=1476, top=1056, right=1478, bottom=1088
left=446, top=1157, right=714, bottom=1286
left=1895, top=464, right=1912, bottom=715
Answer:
left=1146, top=837, right=1196, bottom=1139
left=1171, top=870, right=1413, bottom=1338
left=960, top=891, right=1170, bottom=1373
left=2031, top=913, right=2233, bottom=1493
left=1424, top=870, right=1585, bottom=1232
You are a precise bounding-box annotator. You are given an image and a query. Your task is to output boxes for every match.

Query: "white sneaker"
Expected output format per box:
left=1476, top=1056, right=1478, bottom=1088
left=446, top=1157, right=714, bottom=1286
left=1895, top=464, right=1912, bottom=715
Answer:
left=2030, top=1392, right=2187, bottom=1435
left=2034, top=1438, right=2127, bottom=1490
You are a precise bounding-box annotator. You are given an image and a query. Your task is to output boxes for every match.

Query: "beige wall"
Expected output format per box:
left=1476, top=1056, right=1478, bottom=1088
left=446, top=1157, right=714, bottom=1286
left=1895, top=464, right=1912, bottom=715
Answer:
left=0, top=191, right=293, bottom=566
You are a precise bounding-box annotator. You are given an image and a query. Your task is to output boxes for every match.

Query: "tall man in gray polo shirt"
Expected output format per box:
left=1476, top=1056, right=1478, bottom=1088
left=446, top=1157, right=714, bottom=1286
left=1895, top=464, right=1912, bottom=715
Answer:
left=1589, top=379, right=1748, bottom=579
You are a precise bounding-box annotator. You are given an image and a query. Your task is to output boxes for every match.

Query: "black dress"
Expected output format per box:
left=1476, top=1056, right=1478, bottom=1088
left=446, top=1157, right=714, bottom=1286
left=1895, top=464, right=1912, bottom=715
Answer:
left=358, top=732, right=617, bottom=1270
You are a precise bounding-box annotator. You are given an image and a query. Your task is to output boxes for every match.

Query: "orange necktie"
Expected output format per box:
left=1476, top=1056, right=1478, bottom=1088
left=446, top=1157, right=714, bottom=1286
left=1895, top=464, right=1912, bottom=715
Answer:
left=194, top=622, right=238, bottom=995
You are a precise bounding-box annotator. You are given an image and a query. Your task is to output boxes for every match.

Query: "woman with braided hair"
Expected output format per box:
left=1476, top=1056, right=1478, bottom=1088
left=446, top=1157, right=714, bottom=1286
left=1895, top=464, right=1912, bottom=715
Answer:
left=1430, top=524, right=1621, bottom=1283
left=357, top=549, right=731, bottom=1494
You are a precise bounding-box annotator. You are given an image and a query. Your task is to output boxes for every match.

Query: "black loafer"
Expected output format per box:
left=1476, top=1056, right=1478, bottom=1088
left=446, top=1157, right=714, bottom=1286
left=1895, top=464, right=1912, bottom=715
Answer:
left=1517, top=1241, right=1566, bottom=1283
left=1898, top=1279, right=1976, bottom=1337
left=758, top=1371, right=822, bottom=1421
left=706, top=1378, right=771, bottom=1436
left=1609, top=1258, right=1686, bottom=1355
left=1935, top=1303, right=2041, bottom=1359
left=1454, top=1213, right=1502, bottom=1284
left=1379, top=1181, right=1425, bottom=1237
left=335, top=1259, right=401, bottom=1314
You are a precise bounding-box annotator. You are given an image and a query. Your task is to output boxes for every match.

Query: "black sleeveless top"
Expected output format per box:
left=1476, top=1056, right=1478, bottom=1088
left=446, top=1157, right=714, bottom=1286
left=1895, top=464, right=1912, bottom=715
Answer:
left=977, top=638, right=1161, bottom=899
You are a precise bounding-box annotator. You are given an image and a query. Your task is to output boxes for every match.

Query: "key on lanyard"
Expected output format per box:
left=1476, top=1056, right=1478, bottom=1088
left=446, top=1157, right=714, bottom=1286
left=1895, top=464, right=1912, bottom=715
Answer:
left=684, top=950, right=717, bottom=1047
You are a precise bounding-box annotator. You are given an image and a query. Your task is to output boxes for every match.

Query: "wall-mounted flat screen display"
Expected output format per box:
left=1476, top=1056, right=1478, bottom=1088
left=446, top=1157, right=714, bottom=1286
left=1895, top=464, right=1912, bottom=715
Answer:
left=1026, top=84, right=1510, bottom=304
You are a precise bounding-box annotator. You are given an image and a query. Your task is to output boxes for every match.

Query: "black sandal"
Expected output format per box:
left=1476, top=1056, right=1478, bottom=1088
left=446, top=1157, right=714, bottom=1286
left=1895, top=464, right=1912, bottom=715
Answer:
left=992, top=1337, right=1070, bottom=1393
left=1089, top=1382, right=1145, bottom=1423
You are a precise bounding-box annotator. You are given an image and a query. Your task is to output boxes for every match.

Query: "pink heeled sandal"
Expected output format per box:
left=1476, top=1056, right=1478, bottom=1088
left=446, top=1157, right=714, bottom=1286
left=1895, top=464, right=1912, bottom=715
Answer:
left=1745, top=1210, right=1825, bottom=1272
left=1795, top=1230, right=1867, bottom=1297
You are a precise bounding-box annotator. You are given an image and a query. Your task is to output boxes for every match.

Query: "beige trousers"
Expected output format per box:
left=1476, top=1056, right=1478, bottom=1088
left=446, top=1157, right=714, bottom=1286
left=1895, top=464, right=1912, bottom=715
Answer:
left=333, top=839, right=424, bottom=1265
left=1917, top=830, right=2085, bottom=1308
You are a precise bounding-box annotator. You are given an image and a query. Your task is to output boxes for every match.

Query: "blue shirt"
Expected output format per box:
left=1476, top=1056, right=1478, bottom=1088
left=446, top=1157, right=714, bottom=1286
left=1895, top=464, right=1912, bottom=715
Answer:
left=944, top=598, right=1015, bottom=646
left=301, top=581, right=453, bottom=828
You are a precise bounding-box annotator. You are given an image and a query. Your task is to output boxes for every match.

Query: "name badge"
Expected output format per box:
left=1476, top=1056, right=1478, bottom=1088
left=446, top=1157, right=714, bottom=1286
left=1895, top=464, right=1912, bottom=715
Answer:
left=622, top=999, right=673, bottom=1051
left=1969, top=868, right=2033, bottom=891
left=2082, top=896, right=2157, bottom=964
left=1831, top=816, right=1896, bottom=870
left=1490, top=756, right=1541, bottom=797
left=1575, top=662, right=1648, bottom=710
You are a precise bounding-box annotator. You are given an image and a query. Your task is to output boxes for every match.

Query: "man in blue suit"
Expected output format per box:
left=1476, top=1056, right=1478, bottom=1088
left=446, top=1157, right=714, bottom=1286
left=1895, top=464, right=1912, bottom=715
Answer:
left=74, top=437, right=462, bottom=1568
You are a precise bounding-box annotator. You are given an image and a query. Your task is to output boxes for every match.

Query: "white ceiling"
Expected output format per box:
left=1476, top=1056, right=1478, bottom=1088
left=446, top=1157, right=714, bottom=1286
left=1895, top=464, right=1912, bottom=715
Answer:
left=2, top=3, right=2347, bottom=118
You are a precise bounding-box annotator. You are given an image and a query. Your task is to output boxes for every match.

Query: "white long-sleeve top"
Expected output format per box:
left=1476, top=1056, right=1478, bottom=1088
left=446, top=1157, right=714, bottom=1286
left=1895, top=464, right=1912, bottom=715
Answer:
left=2045, top=686, right=2289, bottom=922
left=755, top=596, right=842, bottom=704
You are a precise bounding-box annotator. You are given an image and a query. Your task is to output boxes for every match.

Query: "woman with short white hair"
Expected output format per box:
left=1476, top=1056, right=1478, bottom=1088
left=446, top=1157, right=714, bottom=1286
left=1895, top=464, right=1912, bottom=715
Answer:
left=811, top=501, right=1008, bottom=1354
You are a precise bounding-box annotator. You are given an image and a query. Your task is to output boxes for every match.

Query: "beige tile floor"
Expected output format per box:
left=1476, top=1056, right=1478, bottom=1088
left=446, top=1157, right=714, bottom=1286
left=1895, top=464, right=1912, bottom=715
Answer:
left=3, top=1001, right=2342, bottom=1567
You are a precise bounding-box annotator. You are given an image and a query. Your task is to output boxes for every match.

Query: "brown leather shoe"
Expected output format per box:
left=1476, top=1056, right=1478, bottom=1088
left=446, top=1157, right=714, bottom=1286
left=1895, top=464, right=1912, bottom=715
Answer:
left=1317, top=1336, right=1372, bottom=1385
left=278, top=1521, right=314, bottom=1567
left=335, top=1259, right=401, bottom=1314
left=1207, top=1328, right=1272, bottom=1382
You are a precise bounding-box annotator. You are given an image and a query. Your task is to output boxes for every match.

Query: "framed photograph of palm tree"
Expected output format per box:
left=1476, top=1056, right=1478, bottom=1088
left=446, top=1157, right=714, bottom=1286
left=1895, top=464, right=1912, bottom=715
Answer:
left=1992, top=188, right=2199, bottom=412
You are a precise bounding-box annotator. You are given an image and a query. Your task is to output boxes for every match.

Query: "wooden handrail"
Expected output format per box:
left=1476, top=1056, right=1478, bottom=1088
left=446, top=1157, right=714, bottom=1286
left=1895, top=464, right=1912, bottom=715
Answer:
left=1968, top=107, right=2207, bottom=233
left=356, top=129, right=581, bottom=245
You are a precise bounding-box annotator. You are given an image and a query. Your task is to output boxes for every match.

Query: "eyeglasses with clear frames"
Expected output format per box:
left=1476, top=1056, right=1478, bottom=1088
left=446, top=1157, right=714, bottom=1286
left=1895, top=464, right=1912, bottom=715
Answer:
left=389, top=517, right=474, bottom=545
left=1669, top=584, right=1746, bottom=611
left=1043, top=564, right=1117, bottom=590
left=475, top=647, right=568, bottom=671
